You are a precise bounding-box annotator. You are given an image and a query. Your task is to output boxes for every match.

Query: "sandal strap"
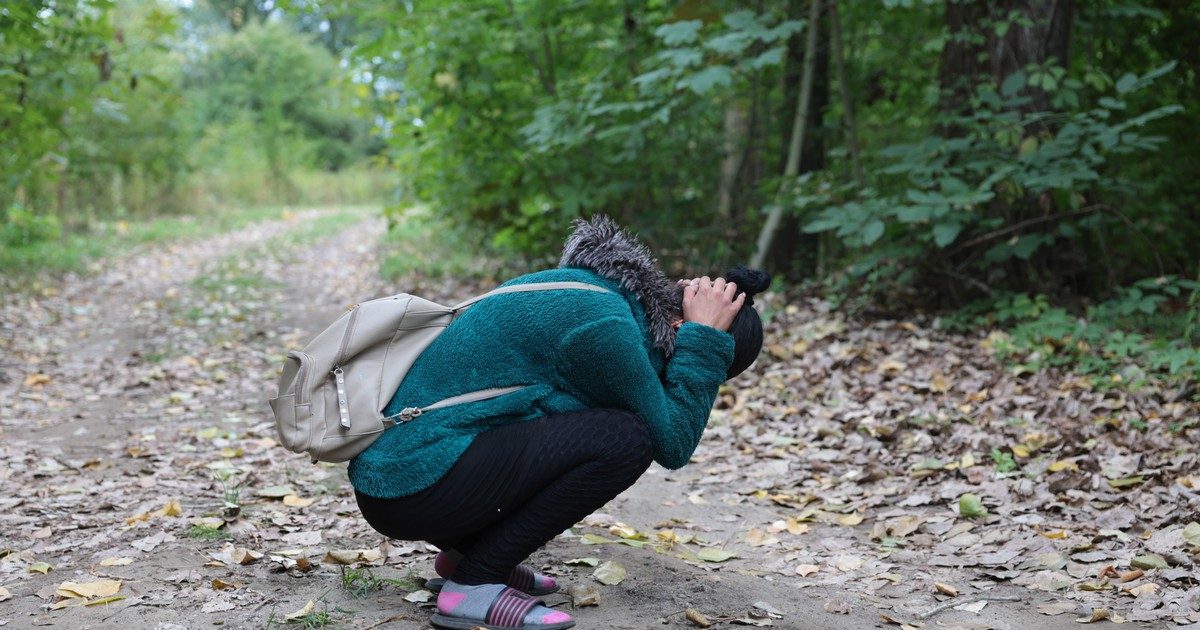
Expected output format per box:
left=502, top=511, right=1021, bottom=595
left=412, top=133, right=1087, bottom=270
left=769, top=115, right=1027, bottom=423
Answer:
left=509, top=565, right=535, bottom=593
left=485, top=587, right=540, bottom=628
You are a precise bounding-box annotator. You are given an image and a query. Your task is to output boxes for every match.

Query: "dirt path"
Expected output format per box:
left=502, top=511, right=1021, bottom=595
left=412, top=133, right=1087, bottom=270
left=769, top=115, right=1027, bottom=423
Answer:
left=1, top=209, right=1195, bottom=629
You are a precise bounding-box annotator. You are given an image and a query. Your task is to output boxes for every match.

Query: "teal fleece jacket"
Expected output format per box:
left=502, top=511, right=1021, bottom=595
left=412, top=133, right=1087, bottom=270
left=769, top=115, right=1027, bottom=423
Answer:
left=347, top=268, right=735, bottom=499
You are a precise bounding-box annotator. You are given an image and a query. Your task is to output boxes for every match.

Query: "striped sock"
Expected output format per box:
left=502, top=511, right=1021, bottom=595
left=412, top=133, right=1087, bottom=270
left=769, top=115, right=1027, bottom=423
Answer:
left=437, top=581, right=572, bottom=627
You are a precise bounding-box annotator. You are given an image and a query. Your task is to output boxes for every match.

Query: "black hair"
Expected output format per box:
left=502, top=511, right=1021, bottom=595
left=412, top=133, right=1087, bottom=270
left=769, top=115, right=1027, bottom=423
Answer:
left=724, top=266, right=770, bottom=380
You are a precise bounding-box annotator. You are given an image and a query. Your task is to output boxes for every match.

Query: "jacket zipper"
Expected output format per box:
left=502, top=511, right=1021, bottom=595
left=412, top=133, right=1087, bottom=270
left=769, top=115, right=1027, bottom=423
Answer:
left=388, top=385, right=528, bottom=423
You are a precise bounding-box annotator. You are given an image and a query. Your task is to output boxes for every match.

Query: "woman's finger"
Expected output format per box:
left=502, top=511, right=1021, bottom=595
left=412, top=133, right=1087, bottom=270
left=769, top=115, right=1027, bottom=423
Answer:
left=723, top=281, right=738, bottom=301
left=712, top=277, right=726, bottom=295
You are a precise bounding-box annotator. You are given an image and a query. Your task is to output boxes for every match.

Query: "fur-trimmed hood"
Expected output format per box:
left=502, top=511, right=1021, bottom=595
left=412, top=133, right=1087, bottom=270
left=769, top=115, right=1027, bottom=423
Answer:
left=559, top=215, right=680, bottom=356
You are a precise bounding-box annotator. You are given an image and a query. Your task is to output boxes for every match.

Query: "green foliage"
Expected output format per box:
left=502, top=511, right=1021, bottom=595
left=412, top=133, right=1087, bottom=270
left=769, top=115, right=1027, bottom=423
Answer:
left=188, top=525, right=233, bottom=541
left=802, top=62, right=1181, bottom=300
left=1, top=203, right=61, bottom=247
left=957, top=275, right=1200, bottom=388
left=339, top=566, right=384, bottom=599
left=990, top=448, right=1017, bottom=473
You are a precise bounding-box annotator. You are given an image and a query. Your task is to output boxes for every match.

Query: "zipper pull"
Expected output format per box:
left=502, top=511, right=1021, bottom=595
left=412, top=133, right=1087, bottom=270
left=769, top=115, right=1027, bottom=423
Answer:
left=398, top=407, right=422, bottom=422
left=333, top=366, right=350, bottom=428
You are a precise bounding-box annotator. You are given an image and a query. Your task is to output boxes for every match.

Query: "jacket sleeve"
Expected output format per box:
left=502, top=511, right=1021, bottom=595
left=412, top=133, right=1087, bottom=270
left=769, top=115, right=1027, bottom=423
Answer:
left=556, top=317, right=734, bottom=469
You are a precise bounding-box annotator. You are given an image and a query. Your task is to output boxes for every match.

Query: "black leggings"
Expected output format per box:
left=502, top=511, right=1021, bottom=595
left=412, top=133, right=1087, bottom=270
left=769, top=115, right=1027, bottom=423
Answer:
left=355, top=409, right=654, bottom=585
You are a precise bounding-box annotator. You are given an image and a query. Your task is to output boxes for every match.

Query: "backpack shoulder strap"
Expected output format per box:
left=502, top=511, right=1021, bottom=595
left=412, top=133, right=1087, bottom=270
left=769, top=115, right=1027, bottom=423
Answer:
left=451, top=281, right=612, bottom=313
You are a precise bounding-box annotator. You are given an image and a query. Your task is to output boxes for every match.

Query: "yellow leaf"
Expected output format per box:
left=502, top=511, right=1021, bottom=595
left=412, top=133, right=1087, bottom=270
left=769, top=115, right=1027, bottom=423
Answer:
left=83, top=595, right=125, bottom=607
left=934, top=582, right=959, bottom=597
left=124, top=511, right=151, bottom=525
left=285, top=600, right=316, bottom=621
left=28, top=562, right=52, bottom=574
left=1042, top=530, right=1069, bottom=540
left=1048, top=459, right=1078, bottom=473
left=212, top=578, right=239, bottom=591
left=99, top=557, right=133, bottom=567
left=879, top=359, right=907, bottom=374
left=839, top=513, right=864, bottom=526
left=608, top=523, right=641, bottom=539
left=219, top=447, right=243, bottom=459
left=1011, top=444, right=1031, bottom=458
left=282, top=495, right=316, bottom=508
left=930, top=373, right=950, bottom=394
left=56, top=580, right=121, bottom=599
left=155, top=499, right=182, bottom=517
left=196, top=427, right=219, bottom=440
left=786, top=518, right=810, bottom=535
left=960, top=453, right=976, bottom=468
left=24, top=373, right=52, bottom=387
left=1124, top=583, right=1159, bottom=598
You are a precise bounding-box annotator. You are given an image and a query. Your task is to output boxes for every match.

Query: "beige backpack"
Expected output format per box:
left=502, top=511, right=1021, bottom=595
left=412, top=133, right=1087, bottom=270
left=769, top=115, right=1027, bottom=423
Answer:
left=269, top=281, right=611, bottom=462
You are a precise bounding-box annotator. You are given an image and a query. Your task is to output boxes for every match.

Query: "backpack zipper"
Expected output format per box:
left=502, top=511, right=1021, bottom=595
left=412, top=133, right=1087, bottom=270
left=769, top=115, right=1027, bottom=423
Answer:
left=332, top=366, right=349, bottom=428
left=331, top=305, right=361, bottom=430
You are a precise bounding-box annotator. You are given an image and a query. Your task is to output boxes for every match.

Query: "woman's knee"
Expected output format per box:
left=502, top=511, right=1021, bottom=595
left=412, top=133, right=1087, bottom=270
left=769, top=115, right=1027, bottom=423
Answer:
left=598, top=409, right=653, bottom=469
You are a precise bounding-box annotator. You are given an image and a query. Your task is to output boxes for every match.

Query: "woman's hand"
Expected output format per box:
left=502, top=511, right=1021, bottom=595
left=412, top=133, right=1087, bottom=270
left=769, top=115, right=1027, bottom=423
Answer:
left=680, top=276, right=745, bottom=331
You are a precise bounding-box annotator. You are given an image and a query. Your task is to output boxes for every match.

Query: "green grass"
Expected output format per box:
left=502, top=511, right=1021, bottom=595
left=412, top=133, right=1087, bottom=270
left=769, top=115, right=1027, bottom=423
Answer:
left=378, top=206, right=519, bottom=282
left=188, top=525, right=233, bottom=541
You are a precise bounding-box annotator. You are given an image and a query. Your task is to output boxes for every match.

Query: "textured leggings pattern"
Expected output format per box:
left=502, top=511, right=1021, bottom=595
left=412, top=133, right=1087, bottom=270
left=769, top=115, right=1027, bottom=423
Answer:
left=355, top=409, right=654, bottom=584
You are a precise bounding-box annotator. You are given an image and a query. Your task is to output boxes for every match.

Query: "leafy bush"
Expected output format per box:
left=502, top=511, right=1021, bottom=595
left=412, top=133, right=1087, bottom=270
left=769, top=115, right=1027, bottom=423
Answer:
left=1, top=204, right=61, bottom=247
left=954, top=275, right=1200, bottom=388
left=802, top=63, right=1182, bottom=304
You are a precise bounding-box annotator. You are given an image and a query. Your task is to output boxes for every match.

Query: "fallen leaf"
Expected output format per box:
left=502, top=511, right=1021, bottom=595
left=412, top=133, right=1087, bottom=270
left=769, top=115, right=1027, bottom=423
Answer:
left=839, top=513, right=864, bottom=526
left=56, top=580, right=121, bottom=599
left=403, top=590, right=433, bottom=603
left=1183, top=522, right=1200, bottom=548
left=566, top=583, right=600, bottom=607
left=955, top=600, right=987, bottom=613
left=211, top=578, right=239, bottom=591
left=1118, top=569, right=1143, bottom=582
left=99, top=557, right=133, bottom=567
left=28, top=562, right=52, bottom=574
left=232, top=548, right=262, bottom=565
left=795, top=564, right=819, bottom=577
left=834, top=555, right=863, bottom=572
left=958, top=493, right=988, bottom=518
left=685, top=608, right=712, bottom=627
left=593, top=560, right=627, bottom=585
left=934, top=582, right=959, bottom=597
left=1130, top=554, right=1169, bottom=570
left=1075, top=608, right=1110, bottom=623
left=1048, top=459, right=1079, bottom=472
left=697, top=548, right=736, bottom=563
left=1123, top=583, right=1159, bottom=597
left=1107, top=475, right=1145, bottom=489
left=285, top=600, right=316, bottom=621
left=564, top=557, right=600, bottom=567
left=256, top=485, right=295, bottom=498
left=282, top=495, right=315, bottom=508
left=24, top=373, right=51, bottom=386
left=0, top=586, right=10, bottom=602
left=824, top=598, right=852, bottom=614
left=154, top=498, right=182, bottom=517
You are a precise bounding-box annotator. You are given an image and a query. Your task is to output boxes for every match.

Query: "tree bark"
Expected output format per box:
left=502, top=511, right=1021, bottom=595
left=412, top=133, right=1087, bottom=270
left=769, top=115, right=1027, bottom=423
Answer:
left=715, top=100, right=749, bottom=220
left=829, top=0, right=864, bottom=187
left=939, top=0, right=1074, bottom=119
left=750, top=0, right=823, bottom=270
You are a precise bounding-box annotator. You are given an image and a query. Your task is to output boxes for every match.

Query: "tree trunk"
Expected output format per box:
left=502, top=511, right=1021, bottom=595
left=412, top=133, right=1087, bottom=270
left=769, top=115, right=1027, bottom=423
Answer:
left=829, top=0, right=864, bottom=187
left=939, top=0, right=1073, bottom=119
left=715, top=100, right=749, bottom=220
left=750, top=0, right=829, bottom=274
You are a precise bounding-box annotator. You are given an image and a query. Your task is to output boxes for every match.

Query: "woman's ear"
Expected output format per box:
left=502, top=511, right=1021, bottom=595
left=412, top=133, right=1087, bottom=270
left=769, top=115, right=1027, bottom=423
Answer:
left=671, top=317, right=683, bottom=330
